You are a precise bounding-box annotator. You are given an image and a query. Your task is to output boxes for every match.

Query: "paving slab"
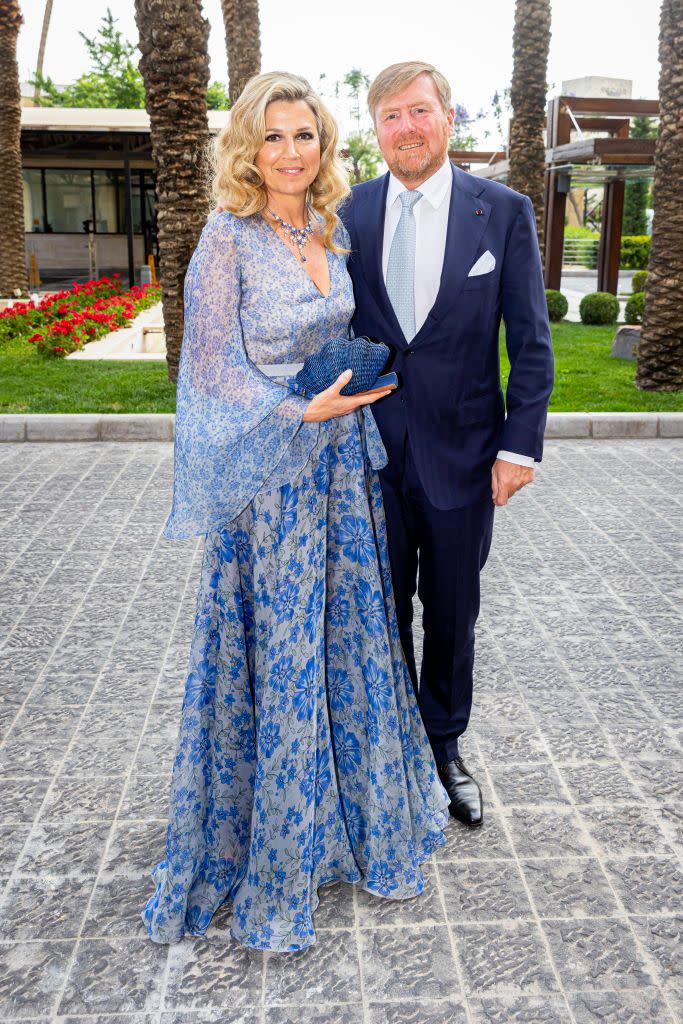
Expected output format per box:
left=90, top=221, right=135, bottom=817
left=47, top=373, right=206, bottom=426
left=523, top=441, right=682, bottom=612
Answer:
left=0, top=439, right=681, bottom=1023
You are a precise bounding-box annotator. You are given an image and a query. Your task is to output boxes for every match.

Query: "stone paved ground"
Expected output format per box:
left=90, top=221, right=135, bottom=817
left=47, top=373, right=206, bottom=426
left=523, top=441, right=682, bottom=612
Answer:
left=0, top=440, right=681, bottom=1024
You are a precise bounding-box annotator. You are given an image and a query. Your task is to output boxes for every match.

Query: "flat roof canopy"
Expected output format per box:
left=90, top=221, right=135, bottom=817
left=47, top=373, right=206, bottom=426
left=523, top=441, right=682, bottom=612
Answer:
left=21, top=106, right=230, bottom=168
left=21, top=106, right=228, bottom=133
left=469, top=138, right=655, bottom=186
left=473, top=157, right=655, bottom=186
left=460, top=96, right=658, bottom=188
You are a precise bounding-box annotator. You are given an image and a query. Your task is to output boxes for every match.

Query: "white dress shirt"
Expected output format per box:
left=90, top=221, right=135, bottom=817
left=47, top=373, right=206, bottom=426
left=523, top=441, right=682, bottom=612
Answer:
left=381, top=159, right=534, bottom=469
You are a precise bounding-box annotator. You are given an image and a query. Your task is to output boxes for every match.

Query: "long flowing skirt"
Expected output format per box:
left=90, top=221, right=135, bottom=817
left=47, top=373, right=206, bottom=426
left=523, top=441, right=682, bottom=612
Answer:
left=142, top=410, right=450, bottom=952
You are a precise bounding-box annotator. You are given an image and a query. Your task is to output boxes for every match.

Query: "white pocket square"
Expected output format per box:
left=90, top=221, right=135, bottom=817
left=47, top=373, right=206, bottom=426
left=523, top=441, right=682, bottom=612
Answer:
left=468, top=250, right=496, bottom=276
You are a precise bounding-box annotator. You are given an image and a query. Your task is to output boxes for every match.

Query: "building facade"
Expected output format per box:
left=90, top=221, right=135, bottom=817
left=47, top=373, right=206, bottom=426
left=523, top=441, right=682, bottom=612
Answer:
left=22, top=107, right=227, bottom=285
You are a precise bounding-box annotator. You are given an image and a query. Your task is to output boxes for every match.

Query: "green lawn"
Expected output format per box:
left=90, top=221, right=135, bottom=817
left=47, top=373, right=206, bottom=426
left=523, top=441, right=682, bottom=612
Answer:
left=504, top=322, right=683, bottom=412
left=0, top=335, right=176, bottom=413
left=1, top=321, right=681, bottom=414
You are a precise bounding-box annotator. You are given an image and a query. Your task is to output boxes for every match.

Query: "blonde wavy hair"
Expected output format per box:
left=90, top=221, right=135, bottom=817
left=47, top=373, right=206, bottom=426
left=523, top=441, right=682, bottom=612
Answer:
left=209, top=71, right=350, bottom=252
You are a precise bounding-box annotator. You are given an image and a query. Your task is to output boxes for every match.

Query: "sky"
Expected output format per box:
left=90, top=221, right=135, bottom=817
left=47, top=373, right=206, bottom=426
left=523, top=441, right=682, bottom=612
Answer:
left=17, top=0, right=661, bottom=147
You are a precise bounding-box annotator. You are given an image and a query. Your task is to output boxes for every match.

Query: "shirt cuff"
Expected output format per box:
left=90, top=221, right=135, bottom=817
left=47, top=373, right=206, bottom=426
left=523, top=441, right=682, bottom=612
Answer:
left=496, top=450, right=535, bottom=468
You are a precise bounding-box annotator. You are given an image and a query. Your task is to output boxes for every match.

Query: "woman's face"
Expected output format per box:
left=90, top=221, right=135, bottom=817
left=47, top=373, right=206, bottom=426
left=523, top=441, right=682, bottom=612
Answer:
left=255, top=99, right=321, bottom=204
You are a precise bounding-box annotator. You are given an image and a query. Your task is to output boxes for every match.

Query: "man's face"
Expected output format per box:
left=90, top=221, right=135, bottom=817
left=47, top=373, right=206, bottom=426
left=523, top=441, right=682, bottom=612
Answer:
left=373, top=73, right=455, bottom=187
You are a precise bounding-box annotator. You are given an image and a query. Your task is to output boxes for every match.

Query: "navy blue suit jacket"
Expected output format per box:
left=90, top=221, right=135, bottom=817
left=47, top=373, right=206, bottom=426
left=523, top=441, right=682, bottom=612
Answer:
left=340, top=162, right=554, bottom=510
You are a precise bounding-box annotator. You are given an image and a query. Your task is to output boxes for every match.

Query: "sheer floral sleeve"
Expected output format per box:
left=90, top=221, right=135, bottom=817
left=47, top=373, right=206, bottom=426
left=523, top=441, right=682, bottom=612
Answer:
left=164, top=212, right=318, bottom=539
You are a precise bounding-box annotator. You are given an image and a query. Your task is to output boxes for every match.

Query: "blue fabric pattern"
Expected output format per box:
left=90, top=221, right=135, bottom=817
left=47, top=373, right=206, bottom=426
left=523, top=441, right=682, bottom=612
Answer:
left=164, top=211, right=387, bottom=540
left=142, top=210, right=450, bottom=953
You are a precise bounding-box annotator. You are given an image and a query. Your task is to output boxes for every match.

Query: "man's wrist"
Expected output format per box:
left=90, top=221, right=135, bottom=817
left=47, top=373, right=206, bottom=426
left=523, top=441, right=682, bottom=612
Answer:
left=496, top=450, right=535, bottom=468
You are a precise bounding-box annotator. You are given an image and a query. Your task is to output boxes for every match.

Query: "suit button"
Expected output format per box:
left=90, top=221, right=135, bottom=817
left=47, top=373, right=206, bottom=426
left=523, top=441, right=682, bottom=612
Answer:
left=406, top=350, right=415, bottom=356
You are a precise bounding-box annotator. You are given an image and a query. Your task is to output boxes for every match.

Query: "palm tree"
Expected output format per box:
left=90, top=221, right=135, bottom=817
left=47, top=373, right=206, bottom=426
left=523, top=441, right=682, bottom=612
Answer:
left=636, top=0, right=683, bottom=391
left=33, top=0, right=53, bottom=103
left=220, top=0, right=261, bottom=103
left=0, top=0, right=29, bottom=298
left=134, top=0, right=211, bottom=382
left=507, top=0, right=551, bottom=253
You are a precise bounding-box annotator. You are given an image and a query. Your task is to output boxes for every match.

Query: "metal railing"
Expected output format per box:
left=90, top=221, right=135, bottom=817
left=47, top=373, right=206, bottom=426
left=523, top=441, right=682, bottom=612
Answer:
left=563, top=237, right=599, bottom=268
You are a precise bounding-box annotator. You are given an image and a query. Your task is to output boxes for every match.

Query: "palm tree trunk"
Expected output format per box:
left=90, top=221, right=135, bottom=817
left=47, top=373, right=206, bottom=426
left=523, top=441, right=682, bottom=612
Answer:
left=636, top=0, right=683, bottom=391
left=507, top=0, right=551, bottom=254
left=33, top=0, right=53, bottom=103
left=220, top=0, right=261, bottom=103
left=0, top=0, right=29, bottom=298
left=134, top=0, right=211, bottom=383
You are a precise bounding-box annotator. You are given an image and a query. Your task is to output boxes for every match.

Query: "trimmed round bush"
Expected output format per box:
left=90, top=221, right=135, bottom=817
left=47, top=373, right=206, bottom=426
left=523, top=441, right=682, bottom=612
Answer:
left=632, top=270, right=648, bottom=293
left=620, top=235, right=650, bottom=269
left=625, top=291, right=645, bottom=324
left=545, top=289, right=568, bottom=322
left=579, top=291, right=620, bottom=325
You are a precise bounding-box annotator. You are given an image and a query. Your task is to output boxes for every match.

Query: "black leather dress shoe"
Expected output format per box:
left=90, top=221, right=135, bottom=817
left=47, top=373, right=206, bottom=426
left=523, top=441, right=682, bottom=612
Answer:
left=438, top=757, right=483, bottom=826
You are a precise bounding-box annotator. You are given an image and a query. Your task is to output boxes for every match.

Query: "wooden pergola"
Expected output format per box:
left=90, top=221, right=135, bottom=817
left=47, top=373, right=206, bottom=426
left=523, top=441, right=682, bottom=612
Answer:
left=449, top=96, right=658, bottom=295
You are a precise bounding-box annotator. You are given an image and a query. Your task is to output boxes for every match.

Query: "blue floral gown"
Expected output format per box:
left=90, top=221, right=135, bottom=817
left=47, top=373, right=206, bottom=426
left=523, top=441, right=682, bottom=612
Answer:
left=141, top=210, right=450, bottom=952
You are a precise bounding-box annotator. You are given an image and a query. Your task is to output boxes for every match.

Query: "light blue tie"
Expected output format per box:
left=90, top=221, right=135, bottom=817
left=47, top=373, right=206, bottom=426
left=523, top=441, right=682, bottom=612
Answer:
left=386, top=189, right=423, bottom=342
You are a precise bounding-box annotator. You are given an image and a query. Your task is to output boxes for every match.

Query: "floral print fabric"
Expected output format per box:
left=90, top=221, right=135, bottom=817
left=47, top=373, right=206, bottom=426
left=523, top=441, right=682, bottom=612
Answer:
left=142, top=211, right=450, bottom=952
left=164, top=210, right=386, bottom=540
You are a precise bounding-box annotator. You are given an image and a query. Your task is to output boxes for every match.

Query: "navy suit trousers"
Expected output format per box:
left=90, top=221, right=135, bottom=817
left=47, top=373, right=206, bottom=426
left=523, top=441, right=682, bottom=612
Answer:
left=379, top=432, right=495, bottom=764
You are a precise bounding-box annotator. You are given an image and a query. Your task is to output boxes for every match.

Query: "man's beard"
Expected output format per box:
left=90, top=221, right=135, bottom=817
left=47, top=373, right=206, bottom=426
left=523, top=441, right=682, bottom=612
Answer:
left=388, top=133, right=449, bottom=181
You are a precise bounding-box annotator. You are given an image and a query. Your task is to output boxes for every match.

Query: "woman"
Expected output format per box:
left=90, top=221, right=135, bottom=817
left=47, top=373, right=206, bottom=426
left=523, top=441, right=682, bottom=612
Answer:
left=141, top=71, right=450, bottom=953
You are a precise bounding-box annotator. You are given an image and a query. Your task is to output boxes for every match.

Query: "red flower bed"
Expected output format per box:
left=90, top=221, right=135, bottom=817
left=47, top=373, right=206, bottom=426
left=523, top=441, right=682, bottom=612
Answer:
left=1, top=274, right=162, bottom=357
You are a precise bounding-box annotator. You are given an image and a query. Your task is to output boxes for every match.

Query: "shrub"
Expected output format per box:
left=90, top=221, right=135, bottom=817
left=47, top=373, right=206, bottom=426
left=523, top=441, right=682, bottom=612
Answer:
left=545, top=289, right=568, bottom=321
left=620, top=235, right=651, bottom=270
left=623, top=180, right=649, bottom=236
left=579, top=291, right=620, bottom=325
left=32, top=284, right=161, bottom=357
left=625, top=292, right=645, bottom=324
left=632, top=270, right=648, bottom=293
left=0, top=276, right=161, bottom=357
left=564, top=225, right=601, bottom=238
left=0, top=276, right=123, bottom=344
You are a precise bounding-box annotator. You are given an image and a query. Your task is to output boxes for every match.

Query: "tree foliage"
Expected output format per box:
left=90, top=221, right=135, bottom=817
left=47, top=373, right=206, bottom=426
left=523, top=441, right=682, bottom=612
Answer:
left=450, top=103, right=486, bottom=151
left=342, top=134, right=382, bottom=185
left=489, top=87, right=512, bottom=149
left=330, top=69, right=383, bottom=184
left=207, top=81, right=231, bottom=110
left=623, top=116, right=657, bottom=236
left=29, top=7, right=230, bottom=110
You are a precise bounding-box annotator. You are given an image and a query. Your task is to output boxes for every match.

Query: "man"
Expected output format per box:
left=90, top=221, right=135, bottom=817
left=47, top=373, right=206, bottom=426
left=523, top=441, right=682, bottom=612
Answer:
left=339, top=61, right=554, bottom=826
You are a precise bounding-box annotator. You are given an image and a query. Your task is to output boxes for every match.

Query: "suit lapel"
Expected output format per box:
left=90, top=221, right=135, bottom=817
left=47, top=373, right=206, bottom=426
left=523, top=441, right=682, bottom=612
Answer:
left=356, top=163, right=492, bottom=349
left=412, top=164, right=491, bottom=344
left=357, top=173, right=409, bottom=349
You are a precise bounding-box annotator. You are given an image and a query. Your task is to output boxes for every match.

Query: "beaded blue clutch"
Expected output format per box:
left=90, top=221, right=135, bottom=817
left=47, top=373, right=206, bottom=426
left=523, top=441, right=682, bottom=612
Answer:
left=294, top=335, right=390, bottom=397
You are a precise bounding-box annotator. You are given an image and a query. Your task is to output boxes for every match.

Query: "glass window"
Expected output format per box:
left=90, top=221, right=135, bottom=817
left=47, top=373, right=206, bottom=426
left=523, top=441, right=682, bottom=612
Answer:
left=141, top=172, right=156, bottom=227
left=44, top=169, right=94, bottom=232
left=23, top=169, right=44, bottom=231
left=117, top=178, right=143, bottom=233
left=93, top=170, right=119, bottom=233
left=23, top=167, right=157, bottom=235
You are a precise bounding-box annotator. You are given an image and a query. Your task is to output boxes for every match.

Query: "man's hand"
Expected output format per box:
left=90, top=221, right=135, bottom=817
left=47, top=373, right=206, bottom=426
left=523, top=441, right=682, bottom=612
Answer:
left=491, top=458, right=534, bottom=507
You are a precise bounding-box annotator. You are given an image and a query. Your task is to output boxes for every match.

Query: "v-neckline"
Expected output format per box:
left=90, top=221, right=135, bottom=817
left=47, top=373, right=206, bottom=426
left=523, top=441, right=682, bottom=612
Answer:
left=259, top=214, right=332, bottom=299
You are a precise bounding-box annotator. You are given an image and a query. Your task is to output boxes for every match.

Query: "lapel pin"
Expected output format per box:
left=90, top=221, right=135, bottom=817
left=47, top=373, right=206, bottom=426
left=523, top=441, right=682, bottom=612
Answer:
left=475, top=208, right=484, bottom=216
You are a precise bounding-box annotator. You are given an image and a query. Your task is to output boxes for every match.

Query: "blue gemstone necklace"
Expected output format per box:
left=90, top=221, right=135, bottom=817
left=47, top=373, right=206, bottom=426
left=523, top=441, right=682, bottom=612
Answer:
left=267, top=207, right=316, bottom=262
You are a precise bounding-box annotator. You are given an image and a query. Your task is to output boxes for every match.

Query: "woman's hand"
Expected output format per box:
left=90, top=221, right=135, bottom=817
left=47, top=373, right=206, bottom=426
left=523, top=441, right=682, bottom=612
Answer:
left=302, top=370, right=392, bottom=422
